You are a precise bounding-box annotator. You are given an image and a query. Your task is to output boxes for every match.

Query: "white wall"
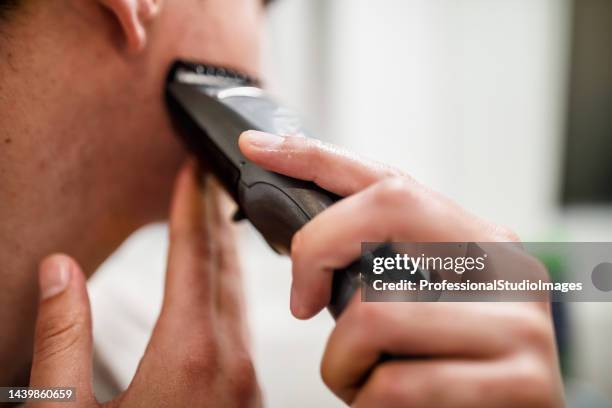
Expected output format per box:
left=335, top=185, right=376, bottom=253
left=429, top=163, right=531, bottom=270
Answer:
left=324, top=0, right=571, bottom=239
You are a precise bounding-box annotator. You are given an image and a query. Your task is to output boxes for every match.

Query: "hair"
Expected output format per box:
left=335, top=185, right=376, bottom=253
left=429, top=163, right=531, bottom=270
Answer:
left=0, top=0, right=19, bottom=21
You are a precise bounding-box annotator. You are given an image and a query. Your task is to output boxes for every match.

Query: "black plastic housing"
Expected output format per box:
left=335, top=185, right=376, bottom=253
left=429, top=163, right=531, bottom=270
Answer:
left=165, top=60, right=360, bottom=318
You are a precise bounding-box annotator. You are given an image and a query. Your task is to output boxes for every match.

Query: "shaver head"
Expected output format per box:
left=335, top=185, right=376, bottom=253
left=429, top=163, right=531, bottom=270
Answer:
left=166, top=61, right=261, bottom=90
left=165, top=61, right=266, bottom=202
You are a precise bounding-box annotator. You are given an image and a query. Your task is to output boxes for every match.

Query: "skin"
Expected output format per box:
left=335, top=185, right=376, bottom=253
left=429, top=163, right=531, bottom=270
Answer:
left=239, top=131, right=566, bottom=407
left=0, top=0, right=264, bottom=388
left=27, top=164, right=260, bottom=407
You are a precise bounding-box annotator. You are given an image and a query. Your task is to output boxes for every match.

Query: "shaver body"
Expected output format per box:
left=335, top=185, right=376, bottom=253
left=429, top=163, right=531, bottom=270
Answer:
left=165, top=61, right=359, bottom=317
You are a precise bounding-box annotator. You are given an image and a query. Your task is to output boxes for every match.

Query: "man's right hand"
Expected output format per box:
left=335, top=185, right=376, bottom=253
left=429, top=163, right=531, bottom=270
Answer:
left=27, top=163, right=260, bottom=407
left=240, top=131, right=565, bottom=408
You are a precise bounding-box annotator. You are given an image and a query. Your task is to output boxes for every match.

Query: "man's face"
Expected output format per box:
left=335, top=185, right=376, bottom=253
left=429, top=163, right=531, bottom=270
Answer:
left=105, top=0, right=266, bottom=223
left=55, top=0, right=267, bottom=242
left=44, top=0, right=269, bottom=263
left=0, top=0, right=267, bottom=272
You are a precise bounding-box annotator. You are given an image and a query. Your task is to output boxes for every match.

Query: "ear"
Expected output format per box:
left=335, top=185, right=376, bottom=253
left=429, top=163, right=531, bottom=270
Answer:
left=99, top=0, right=161, bottom=53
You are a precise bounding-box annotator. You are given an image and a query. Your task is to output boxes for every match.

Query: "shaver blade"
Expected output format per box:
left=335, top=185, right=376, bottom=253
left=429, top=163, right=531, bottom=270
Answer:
left=168, top=61, right=261, bottom=89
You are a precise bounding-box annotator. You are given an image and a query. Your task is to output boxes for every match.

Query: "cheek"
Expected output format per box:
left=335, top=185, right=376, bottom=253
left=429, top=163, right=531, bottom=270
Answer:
left=161, top=0, right=263, bottom=76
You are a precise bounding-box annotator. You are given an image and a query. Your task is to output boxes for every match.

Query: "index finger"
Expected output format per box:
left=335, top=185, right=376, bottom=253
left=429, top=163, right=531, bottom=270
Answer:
left=239, top=131, right=405, bottom=196
left=161, top=161, right=216, bottom=320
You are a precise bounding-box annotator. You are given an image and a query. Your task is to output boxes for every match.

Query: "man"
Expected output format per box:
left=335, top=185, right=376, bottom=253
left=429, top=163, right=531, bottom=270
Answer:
left=1, top=0, right=564, bottom=406
left=0, top=0, right=263, bottom=389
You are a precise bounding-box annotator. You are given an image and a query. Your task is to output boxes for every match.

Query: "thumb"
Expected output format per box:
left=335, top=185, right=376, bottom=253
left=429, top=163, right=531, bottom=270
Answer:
left=29, top=254, right=95, bottom=403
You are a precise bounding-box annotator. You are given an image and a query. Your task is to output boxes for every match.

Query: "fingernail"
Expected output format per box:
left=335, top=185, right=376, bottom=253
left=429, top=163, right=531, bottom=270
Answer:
left=39, top=256, right=71, bottom=300
left=243, top=131, right=284, bottom=149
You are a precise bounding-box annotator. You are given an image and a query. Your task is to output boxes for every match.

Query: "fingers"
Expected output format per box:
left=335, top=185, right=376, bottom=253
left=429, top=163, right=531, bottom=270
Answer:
left=241, top=133, right=518, bottom=318
left=351, top=357, right=555, bottom=408
left=321, top=301, right=553, bottom=404
left=29, top=254, right=96, bottom=405
left=161, top=162, right=246, bottom=320
left=239, top=131, right=405, bottom=197
left=205, top=177, right=247, bottom=325
left=290, top=177, right=508, bottom=318
left=127, top=162, right=257, bottom=407
left=162, top=161, right=217, bottom=320
left=135, top=163, right=224, bottom=395
left=352, top=360, right=483, bottom=408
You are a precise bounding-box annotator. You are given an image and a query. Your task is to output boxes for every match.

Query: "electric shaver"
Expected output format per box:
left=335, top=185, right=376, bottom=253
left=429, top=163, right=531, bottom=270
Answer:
left=165, top=60, right=360, bottom=318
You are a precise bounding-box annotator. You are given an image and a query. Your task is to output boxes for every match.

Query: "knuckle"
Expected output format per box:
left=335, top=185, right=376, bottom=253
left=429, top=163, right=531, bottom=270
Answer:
left=319, top=347, right=339, bottom=392
left=503, top=359, right=560, bottom=407
left=372, top=177, right=417, bottom=209
left=187, top=238, right=214, bottom=264
left=319, top=360, right=333, bottom=391
left=169, top=226, right=211, bottom=254
left=303, top=137, right=325, bottom=162
left=320, top=305, right=384, bottom=393
left=342, top=303, right=385, bottom=349
left=507, top=307, right=553, bottom=352
left=367, top=365, right=419, bottom=406
left=228, top=353, right=258, bottom=400
left=283, top=135, right=324, bottom=162
left=334, top=306, right=372, bottom=353
left=176, top=336, right=220, bottom=381
left=34, top=312, right=86, bottom=362
left=290, top=229, right=304, bottom=261
left=319, top=330, right=344, bottom=392
left=193, top=235, right=214, bottom=258
left=352, top=302, right=384, bottom=325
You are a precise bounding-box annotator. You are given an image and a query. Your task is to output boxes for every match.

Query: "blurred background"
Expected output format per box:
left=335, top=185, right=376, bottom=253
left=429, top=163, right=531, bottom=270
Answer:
left=88, top=0, right=612, bottom=406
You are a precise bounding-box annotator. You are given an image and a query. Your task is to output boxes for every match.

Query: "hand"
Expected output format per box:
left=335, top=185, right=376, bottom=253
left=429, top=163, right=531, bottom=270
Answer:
left=239, top=131, right=564, bottom=407
left=27, top=163, right=260, bottom=407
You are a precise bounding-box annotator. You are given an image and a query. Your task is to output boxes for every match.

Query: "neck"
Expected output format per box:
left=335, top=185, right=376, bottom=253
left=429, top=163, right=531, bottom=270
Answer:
left=0, top=16, right=141, bottom=274
left=0, top=3, right=184, bottom=384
